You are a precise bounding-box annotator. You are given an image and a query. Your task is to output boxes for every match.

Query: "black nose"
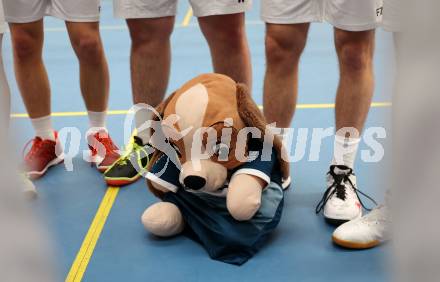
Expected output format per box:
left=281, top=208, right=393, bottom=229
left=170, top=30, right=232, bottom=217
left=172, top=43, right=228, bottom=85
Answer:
left=183, top=176, right=206, bottom=190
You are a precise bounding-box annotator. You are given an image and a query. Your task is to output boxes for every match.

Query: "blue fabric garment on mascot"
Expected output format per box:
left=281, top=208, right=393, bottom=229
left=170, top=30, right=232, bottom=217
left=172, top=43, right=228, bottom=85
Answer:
left=147, top=139, right=286, bottom=265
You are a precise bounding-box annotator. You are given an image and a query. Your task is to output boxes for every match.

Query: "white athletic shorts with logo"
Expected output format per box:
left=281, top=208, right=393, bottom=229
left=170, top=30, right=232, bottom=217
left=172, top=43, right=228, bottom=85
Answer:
left=114, top=0, right=252, bottom=19
left=382, top=0, right=400, bottom=32
left=3, top=0, right=101, bottom=23
left=0, top=0, right=6, bottom=34
left=261, top=0, right=383, bottom=31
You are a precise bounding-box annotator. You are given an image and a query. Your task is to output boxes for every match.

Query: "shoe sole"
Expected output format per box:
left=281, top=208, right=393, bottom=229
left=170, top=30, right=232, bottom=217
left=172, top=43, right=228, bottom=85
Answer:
left=27, top=157, right=64, bottom=180
left=332, top=235, right=381, bottom=249
left=87, top=163, right=110, bottom=173
left=96, top=165, right=108, bottom=173
left=89, top=157, right=114, bottom=173
left=104, top=174, right=142, bottom=187
left=88, top=164, right=107, bottom=173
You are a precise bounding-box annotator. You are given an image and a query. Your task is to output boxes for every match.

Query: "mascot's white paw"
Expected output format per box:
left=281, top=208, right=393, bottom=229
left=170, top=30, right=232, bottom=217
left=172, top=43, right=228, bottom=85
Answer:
left=141, top=202, right=185, bottom=237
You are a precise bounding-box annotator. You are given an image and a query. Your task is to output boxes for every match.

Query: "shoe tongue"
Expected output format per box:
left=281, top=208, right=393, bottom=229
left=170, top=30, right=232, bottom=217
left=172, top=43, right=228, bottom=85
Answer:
left=331, top=165, right=351, bottom=175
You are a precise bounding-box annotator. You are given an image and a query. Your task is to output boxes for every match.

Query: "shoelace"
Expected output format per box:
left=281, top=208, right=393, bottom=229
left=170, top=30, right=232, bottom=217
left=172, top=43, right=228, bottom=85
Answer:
left=22, top=137, right=45, bottom=161
left=315, top=167, right=378, bottom=214
left=115, top=141, right=142, bottom=166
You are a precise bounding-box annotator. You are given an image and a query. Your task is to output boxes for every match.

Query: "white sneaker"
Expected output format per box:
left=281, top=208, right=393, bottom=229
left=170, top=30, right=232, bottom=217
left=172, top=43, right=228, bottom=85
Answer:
left=332, top=205, right=389, bottom=249
left=315, top=165, right=376, bottom=224
left=21, top=174, right=37, bottom=200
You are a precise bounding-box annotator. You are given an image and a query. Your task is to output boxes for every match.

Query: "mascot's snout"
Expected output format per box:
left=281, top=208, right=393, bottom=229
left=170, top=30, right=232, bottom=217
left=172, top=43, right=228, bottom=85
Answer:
left=183, top=175, right=205, bottom=190
left=179, top=160, right=228, bottom=192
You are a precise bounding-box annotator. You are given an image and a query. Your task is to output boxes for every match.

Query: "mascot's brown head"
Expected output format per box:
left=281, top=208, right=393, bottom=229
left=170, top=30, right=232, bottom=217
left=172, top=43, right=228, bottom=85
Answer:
left=147, top=73, right=289, bottom=198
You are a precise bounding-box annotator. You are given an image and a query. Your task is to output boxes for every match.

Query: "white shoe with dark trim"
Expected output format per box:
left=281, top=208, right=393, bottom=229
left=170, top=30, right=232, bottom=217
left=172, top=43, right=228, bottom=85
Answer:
left=332, top=205, right=389, bottom=249
left=316, top=165, right=377, bottom=225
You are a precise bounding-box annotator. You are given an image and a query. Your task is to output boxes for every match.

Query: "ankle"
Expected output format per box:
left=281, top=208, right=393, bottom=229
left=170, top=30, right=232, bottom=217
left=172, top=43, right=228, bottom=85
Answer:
left=31, top=115, right=55, bottom=141
left=331, top=135, right=360, bottom=169
left=133, top=103, right=154, bottom=145
left=88, top=110, right=107, bottom=131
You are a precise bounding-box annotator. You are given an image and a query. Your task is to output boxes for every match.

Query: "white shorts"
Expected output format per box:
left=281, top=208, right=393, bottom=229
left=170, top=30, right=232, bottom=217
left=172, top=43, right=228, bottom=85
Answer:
left=261, top=0, right=383, bottom=31
left=114, top=0, right=252, bottom=19
left=3, top=0, right=101, bottom=23
left=382, top=0, right=400, bottom=32
left=0, top=0, right=6, bottom=34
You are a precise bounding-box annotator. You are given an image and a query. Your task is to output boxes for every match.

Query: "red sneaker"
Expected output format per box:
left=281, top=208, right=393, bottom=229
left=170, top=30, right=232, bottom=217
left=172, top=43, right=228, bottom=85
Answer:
left=88, top=131, right=120, bottom=173
left=23, top=133, right=64, bottom=179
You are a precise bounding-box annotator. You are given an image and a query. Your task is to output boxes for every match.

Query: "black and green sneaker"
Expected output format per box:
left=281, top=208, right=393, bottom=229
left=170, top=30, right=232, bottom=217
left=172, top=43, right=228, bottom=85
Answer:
left=104, top=136, right=153, bottom=186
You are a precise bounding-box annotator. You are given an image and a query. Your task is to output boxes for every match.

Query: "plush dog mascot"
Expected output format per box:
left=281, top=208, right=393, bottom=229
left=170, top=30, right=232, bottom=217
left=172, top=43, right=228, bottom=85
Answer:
left=142, top=73, right=290, bottom=265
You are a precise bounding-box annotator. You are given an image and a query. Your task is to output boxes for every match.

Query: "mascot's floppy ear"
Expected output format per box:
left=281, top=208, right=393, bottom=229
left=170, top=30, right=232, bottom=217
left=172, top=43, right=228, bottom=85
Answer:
left=236, top=83, right=290, bottom=181
left=146, top=91, right=177, bottom=199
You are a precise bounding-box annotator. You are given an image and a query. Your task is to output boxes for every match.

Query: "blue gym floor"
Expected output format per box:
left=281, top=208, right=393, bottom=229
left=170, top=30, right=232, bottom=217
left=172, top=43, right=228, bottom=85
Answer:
left=6, top=1, right=393, bottom=281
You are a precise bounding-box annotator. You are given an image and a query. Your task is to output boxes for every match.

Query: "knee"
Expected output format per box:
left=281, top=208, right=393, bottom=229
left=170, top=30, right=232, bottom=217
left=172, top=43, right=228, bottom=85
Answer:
left=265, top=32, right=305, bottom=69
left=227, top=193, right=261, bottom=221
left=129, top=21, right=173, bottom=53
left=12, top=33, right=39, bottom=61
left=141, top=202, right=184, bottom=237
left=131, top=35, right=168, bottom=56
left=72, top=35, right=103, bottom=63
left=336, top=39, right=372, bottom=73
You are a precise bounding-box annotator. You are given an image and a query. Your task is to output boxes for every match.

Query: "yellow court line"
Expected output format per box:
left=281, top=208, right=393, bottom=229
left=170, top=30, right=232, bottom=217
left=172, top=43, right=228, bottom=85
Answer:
left=65, top=187, right=119, bottom=282
left=181, top=7, right=193, bottom=27
left=295, top=101, right=392, bottom=109
left=10, top=102, right=392, bottom=119
left=11, top=110, right=129, bottom=118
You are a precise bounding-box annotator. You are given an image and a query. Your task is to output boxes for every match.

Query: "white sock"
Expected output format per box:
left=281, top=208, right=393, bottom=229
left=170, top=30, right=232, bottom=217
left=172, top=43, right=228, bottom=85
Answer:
left=87, top=111, right=107, bottom=134
left=133, top=104, right=154, bottom=145
left=31, top=115, right=55, bottom=141
left=331, top=134, right=361, bottom=169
